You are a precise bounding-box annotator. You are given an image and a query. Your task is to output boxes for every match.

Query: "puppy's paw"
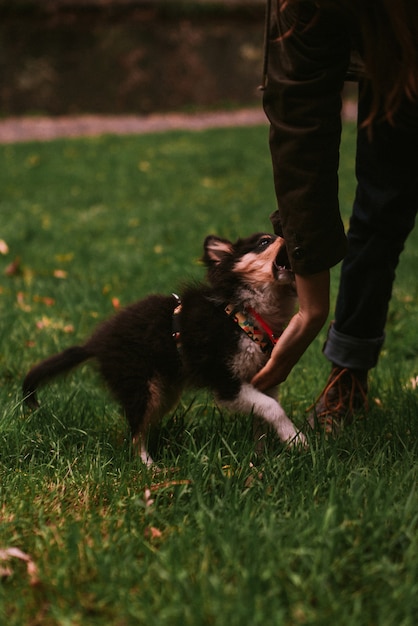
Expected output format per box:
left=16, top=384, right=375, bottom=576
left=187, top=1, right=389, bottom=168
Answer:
left=140, top=451, right=154, bottom=467
left=286, top=430, right=308, bottom=450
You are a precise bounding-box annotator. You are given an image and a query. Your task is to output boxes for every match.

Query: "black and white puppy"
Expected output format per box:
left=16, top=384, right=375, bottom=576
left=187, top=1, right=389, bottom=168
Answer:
left=23, top=233, right=307, bottom=464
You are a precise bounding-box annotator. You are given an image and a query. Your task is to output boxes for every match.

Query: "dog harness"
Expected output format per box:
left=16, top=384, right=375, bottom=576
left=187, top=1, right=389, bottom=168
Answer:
left=171, top=294, right=277, bottom=355
left=172, top=293, right=183, bottom=350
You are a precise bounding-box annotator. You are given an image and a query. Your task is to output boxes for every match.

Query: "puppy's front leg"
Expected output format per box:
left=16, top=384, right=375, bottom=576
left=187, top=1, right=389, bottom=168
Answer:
left=220, top=383, right=307, bottom=448
left=252, top=386, right=280, bottom=453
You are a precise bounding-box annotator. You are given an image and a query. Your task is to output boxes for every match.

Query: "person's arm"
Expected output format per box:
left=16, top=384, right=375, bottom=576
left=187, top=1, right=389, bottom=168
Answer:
left=263, top=1, right=350, bottom=275
left=253, top=2, right=351, bottom=388
left=252, top=270, right=330, bottom=390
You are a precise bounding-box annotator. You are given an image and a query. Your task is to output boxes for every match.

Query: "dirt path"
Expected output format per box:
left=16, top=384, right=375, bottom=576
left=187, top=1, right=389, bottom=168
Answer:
left=0, top=102, right=356, bottom=144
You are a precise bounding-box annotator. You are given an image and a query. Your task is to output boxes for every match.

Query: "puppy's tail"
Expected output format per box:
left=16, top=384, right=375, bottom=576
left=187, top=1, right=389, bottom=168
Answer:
left=22, top=346, right=91, bottom=409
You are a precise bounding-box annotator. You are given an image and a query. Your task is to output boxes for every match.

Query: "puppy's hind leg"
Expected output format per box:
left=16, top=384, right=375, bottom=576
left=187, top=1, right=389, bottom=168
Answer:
left=126, top=410, right=154, bottom=467
left=220, top=383, right=307, bottom=449
left=131, top=433, right=153, bottom=466
left=128, top=376, right=182, bottom=466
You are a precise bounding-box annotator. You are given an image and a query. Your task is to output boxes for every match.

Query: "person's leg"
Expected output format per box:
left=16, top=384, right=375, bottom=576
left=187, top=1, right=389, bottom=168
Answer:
left=310, top=86, right=418, bottom=433
left=327, top=87, right=418, bottom=364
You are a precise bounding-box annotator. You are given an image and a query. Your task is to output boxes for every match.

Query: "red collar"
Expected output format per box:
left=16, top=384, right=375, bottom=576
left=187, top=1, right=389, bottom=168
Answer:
left=224, top=304, right=278, bottom=354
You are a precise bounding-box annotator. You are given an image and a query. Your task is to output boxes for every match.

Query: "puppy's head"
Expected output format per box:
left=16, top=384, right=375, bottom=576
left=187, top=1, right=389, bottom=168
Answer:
left=202, top=233, right=294, bottom=292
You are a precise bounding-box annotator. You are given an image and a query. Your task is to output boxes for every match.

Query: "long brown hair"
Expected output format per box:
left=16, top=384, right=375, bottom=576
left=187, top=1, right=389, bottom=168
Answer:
left=278, top=0, right=418, bottom=125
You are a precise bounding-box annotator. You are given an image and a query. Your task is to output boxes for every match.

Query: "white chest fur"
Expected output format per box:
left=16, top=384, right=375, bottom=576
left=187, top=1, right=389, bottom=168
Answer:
left=228, top=334, right=269, bottom=382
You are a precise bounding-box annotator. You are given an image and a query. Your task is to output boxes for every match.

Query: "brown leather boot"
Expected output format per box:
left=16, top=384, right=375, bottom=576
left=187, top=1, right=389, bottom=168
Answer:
left=307, top=365, right=368, bottom=436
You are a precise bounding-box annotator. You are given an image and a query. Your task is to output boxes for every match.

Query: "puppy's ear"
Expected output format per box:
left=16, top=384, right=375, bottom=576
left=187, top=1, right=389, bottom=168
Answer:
left=202, top=236, right=233, bottom=266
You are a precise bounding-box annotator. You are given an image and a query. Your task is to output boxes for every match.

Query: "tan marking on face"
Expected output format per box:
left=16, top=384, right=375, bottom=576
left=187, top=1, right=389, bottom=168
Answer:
left=233, top=237, right=285, bottom=286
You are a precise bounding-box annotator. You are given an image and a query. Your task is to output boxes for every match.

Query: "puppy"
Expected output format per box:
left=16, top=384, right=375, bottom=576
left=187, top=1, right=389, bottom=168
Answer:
left=23, top=233, right=306, bottom=464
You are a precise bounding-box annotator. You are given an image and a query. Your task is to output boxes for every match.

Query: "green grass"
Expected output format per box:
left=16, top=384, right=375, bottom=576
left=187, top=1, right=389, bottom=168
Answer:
left=1, top=123, right=418, bottom=625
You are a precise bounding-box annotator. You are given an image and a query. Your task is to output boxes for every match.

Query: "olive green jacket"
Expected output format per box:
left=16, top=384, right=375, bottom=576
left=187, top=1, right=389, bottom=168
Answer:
left=263, top=1, right=353, bottom=274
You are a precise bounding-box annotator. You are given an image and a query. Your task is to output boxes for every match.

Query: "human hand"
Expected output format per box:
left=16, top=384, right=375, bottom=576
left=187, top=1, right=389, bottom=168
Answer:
left=251, top=270, right=330, bottom=391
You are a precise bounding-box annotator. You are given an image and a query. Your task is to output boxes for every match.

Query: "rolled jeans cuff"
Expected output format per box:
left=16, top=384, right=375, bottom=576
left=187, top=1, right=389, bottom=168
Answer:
left=323, top=323, right=384, bottom=371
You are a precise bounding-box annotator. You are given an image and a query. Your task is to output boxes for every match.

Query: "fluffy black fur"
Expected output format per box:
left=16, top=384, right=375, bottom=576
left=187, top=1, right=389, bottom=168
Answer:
left=23, top=233, right=305, bottom=463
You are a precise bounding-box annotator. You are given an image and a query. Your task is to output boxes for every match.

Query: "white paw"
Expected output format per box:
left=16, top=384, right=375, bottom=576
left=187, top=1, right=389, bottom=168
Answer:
left=286, top=430, right=308, bottom=449
left=140, top=450, right=154, bottom=466
left=133, top=435, right=154, bottom=466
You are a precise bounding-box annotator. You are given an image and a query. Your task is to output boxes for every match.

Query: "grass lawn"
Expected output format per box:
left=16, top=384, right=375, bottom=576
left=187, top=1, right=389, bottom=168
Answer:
left=0, top=123, right=418, bottom=625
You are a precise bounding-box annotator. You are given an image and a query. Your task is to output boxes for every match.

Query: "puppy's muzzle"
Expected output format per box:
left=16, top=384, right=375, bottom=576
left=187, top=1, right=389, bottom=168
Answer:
left=273, top=242, right=294, bottom=284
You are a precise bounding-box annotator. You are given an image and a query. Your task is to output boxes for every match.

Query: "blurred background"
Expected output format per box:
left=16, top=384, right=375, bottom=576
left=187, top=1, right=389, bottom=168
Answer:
left=0, top=0, right=267, bottom=117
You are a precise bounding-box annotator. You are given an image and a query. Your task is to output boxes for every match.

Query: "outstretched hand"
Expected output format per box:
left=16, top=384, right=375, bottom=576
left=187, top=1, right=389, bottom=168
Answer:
left=251, top=270, right=331, bottom=391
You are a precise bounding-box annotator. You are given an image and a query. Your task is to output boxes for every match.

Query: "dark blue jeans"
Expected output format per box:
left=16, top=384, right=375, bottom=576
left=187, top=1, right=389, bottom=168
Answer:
left=324, top=87, right=418, bottom=370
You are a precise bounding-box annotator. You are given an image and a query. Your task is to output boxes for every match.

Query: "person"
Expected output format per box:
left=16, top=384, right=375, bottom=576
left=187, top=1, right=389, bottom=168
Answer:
left=251, top=0, right=418, bottom=434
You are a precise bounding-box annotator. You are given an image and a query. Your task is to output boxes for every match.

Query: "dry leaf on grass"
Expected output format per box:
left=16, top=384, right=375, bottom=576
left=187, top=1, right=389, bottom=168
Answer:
left=16, top=291, right=31, bottom=312
left=149, top=479, right=192, bottom=492
left=410, top=376, right=418, bottom=390
left=53, top=269, right=68, bottom=279
left=4, top=257, right=22, bottom=276
left=35, top=316, right=74, bottom=334
left=144, top=526, right=163, bottom=540
left=33, top=295, right=55, bottom=307
left=0, top=547, right=40, bottom=586
left=0, top=239, right=9, bottom=255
